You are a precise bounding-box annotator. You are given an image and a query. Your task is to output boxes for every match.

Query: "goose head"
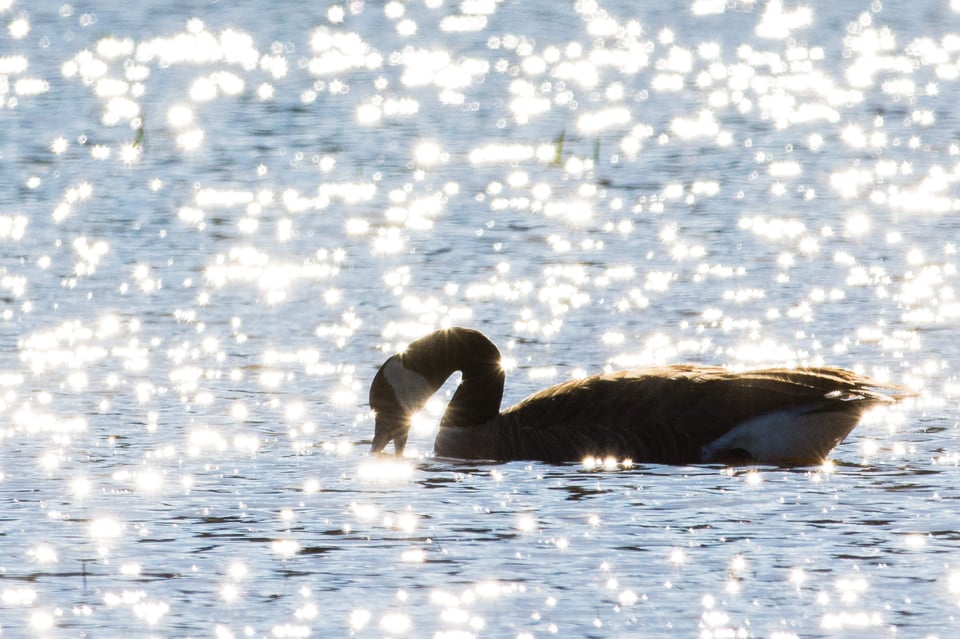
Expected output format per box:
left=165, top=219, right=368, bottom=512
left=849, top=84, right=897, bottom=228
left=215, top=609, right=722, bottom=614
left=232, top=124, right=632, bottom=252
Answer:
left=369, top=354, right=437, bottom=455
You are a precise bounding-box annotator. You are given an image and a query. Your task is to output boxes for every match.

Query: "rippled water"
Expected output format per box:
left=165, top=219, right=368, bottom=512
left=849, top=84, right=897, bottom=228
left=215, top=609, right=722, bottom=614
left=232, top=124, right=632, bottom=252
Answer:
left=2, top=0, right=960, bottom=636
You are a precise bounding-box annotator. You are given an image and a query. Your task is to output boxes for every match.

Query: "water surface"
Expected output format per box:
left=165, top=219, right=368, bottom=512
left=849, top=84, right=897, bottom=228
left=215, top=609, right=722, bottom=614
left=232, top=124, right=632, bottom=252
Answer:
left=1, top=0, right=959, bottom=636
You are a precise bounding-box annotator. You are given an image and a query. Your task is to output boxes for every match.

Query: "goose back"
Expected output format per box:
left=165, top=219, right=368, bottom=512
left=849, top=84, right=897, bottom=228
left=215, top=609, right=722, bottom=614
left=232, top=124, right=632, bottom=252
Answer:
left=436, top=365, right=899, bottom=465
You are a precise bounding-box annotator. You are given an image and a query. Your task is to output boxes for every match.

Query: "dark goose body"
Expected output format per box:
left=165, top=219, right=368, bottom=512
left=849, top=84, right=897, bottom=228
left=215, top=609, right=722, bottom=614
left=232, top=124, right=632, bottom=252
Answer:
left=369, top=327, right=908, bottom=466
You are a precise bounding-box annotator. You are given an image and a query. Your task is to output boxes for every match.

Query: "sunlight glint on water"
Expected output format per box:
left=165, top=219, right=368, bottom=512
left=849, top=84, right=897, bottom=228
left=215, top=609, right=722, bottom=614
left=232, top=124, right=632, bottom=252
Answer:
left=0, top=0, right=959, bottom=636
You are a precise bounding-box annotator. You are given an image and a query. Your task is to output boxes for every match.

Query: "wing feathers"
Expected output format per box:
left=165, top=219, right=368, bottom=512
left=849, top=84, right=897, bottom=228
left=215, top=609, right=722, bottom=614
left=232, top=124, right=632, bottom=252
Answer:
left=491, top=365, right=904, bottom=464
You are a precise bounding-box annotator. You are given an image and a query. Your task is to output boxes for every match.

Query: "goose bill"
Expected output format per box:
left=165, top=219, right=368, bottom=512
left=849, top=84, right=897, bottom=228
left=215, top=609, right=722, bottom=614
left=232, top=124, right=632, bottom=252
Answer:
left=371, top=417, right=409, bottom=455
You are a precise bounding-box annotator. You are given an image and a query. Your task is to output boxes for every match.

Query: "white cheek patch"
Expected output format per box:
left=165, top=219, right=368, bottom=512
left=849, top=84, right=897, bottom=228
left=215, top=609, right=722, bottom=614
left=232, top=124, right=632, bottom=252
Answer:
left=383, top=357, right=436, bottom=414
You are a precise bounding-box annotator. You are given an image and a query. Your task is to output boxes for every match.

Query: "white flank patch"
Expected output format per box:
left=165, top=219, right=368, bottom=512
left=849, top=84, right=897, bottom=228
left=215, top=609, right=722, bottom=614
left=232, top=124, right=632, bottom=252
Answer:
left=701, top=405, right=861, bottom=465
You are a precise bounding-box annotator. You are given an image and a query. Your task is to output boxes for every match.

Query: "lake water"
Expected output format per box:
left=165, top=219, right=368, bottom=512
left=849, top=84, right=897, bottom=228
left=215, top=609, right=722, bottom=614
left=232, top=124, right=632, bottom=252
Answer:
left=2, top=0, right=960, bottom=636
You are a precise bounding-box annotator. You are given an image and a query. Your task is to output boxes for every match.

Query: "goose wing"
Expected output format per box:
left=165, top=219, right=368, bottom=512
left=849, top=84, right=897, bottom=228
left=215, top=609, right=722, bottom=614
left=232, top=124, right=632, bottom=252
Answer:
left=492, top=365, right=900, bottom=464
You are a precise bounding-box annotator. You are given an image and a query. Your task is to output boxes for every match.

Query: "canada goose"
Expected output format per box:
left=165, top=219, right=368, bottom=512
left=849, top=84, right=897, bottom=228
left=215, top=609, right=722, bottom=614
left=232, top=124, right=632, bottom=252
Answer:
left=369, top=327, right=907, bottom=465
